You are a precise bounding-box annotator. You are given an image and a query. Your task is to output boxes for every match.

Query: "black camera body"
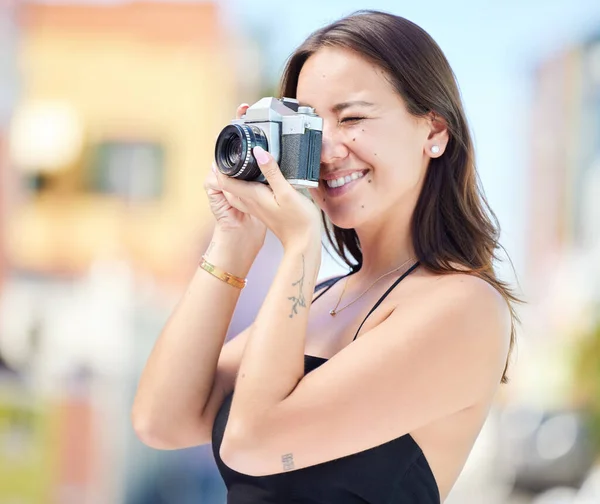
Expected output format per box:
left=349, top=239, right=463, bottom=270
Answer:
left=215, top=97, right=323, bottom=188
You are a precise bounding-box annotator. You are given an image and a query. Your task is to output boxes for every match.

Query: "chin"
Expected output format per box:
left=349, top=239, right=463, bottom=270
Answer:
left=322, top=209, right=364, bottom=231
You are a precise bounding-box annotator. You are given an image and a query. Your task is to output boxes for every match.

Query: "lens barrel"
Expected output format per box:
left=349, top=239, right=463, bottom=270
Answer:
left=214, top=124, right=268, bottom=181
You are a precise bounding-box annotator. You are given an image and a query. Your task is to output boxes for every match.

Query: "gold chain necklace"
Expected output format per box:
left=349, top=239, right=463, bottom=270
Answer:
left=329, top=257, right=415, bottom=316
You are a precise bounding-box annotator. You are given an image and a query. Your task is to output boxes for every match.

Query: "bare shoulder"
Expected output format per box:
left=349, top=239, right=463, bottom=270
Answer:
left=391, top=269, right=512, bottom=390
left=412, top=268, right=510, bottom=323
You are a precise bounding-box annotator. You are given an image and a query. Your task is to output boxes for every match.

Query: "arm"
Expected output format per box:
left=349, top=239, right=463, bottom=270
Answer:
left=222, top=237, right=321, bottom=442
left=131, top=228, right=261, bottom=449
left=219, top=274, right=511, bottom=476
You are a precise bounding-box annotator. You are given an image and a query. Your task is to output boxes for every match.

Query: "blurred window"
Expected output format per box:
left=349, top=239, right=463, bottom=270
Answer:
left=87, top=140, right=165, bottom=201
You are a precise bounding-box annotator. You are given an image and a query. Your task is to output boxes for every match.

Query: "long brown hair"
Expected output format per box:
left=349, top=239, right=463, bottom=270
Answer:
left=280, top=10, right=520, bottom=383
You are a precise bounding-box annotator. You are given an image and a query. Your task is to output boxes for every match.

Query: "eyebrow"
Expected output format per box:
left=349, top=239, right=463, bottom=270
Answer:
left=298, top=100, right=375, bottom=114
left=331, top=100, right=375, bottom=113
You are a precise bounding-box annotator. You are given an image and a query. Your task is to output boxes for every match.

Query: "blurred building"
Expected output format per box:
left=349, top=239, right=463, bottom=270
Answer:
left=7, top=0, right=251, bottom=286
left=0, top=0, right=19, bottom=298
left=497, top=28, right=600, bottom=501
left=0, top=3, right=263, bottom=503
left=517, top=30, right=600, bottom=408
left=526, top=33, right=600, bottom=297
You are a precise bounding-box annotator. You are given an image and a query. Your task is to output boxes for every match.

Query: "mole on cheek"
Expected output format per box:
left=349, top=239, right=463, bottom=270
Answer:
left=361, top=205, right=365, bottom=209
left=353, top=138, right=356, bottom=141
left=368, top=180, right=372, bottom=183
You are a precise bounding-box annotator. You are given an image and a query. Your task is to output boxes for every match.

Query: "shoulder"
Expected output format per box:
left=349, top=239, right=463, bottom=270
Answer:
left=435, top=271, right=508, bottom=312
left=408, top=268, right=510, bottom=323
left=429, top=271, right=509, bottom=335
left=389, top=270, right=511, bottom=386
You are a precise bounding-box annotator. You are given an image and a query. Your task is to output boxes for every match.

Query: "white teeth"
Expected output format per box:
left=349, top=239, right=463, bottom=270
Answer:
left=326, top=171, right=366, bottom=189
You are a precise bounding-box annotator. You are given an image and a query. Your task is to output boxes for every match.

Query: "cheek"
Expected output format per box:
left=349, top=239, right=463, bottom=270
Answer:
left=348, top=125, right=392, bottom=168
left=308, top=188, right=325, bottom=205
left=351, top=124, right=423, bottom=180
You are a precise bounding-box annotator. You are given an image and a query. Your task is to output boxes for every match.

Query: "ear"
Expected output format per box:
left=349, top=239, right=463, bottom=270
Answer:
left=425, top=112, right=449, bottom=158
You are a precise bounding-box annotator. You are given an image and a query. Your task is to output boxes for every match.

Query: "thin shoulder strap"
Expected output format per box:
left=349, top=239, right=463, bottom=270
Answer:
left=352, top=261, right=420, bottom=341
left=312, top=272, right=353, bottom=304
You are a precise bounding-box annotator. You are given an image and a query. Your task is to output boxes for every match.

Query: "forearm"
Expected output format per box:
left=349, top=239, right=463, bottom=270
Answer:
left=132, top=229, right=261, bottom=440
left=227, top=236, right=321, bottom=435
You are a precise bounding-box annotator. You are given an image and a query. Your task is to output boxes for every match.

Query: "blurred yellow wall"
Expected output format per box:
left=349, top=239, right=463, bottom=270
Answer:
left=0, top=134, right=7, bottom=294
left=8, top=2, right=246, bottom=284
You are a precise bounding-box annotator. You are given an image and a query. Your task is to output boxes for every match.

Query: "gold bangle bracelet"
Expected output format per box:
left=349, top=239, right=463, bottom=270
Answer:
left=199, top=255, right=247, bottom=289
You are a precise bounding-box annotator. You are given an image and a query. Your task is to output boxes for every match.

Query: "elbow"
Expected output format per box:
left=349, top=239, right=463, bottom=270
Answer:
left=131, top=408, right=210, bottom=450
left=131, top=410, right=175, bottom=450
left=131, top=406, right=183, bottom=450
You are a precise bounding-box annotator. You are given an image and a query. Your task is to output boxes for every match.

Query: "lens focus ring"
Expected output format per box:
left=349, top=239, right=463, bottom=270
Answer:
left=215, top=124, right=268, bottom=181
left=236, top=125, right=252, bottom=179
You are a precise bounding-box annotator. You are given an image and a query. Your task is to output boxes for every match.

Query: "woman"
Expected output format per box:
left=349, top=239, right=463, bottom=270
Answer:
left=132, top=10, right=519, bottom=503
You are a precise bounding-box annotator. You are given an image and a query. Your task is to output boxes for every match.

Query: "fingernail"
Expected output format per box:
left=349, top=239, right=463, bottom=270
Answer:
left=253, top=146, right=269, bottom=165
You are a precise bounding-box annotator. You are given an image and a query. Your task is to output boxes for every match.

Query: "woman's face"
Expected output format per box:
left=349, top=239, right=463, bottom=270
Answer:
left=297, top=47, right=433, bottom=230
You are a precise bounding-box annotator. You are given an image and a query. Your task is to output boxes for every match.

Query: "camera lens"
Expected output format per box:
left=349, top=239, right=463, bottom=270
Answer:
left=215, top=124, right=268, bottom=181
left=224, top=135, right=242, bottom=166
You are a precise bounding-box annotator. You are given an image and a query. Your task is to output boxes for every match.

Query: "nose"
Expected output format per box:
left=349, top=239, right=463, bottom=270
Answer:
left=320, top=122, right=349, bottom=166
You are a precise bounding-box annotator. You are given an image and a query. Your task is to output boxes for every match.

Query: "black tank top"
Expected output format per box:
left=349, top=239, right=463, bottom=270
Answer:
left=212, top=261, right=440, bottom=503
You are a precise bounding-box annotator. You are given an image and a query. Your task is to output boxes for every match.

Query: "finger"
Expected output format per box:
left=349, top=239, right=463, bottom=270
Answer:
left=222, top=190, right=251, bottom=213
left=236, top=103, right=249, bottom=120
left=204, top=166, right=220, bottom=192
left=205, top=164, right=250, bottom=211
left=205, top=163, right=228, bottom=194
left=215, top=167, right=270, bottom=202
left=206, top=166, right=251, bottom=213
left=252, top=146, right=291, bottom=200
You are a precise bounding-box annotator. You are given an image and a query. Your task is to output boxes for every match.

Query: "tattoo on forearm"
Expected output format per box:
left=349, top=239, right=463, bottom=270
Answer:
left=282, top=453, right=295, bottom=471
left=206, top=241, right=216, bottom=257
left=288, top=254, right=307, bottom=318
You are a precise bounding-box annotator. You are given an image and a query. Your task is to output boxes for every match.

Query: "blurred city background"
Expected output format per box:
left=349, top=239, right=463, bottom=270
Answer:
left=0, top=0, right=599, bottom=503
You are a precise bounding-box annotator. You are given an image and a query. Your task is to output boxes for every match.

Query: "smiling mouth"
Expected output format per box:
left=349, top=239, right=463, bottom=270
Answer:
left=323, top=170, right=369, bottom=189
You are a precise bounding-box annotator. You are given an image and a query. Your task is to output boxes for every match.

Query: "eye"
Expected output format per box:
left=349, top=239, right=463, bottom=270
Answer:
left=339, top=116, right=365, bottom=125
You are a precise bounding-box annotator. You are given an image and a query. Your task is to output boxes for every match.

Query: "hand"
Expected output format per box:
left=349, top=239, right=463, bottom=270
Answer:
left=214, top=146, right=322, bottom=251
left=203, top=104, right=267, bottom=247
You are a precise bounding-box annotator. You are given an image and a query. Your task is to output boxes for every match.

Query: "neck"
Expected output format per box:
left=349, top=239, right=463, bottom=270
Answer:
left=351, top=200, right=416, bottom=283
